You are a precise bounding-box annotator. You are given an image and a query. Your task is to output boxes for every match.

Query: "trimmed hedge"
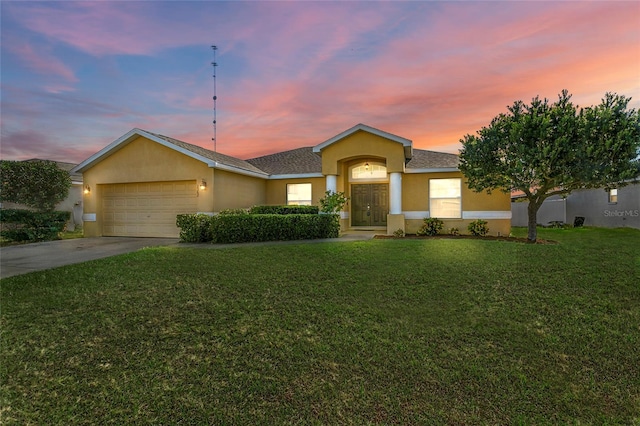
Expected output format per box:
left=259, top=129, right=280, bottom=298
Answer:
left=248, top=205, right=319, bottom=215
left=176, top=212, right=339, bottom=243
left=176, top=214, right=213, bottom=243
left=0, top=209, right=70, bottom=242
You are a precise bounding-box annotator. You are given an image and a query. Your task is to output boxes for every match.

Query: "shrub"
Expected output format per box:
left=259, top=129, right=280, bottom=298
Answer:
left=449, top=227, right=460, bottom=236
left=0, top=209, right=69, bottom=242
left=176, top=214, right=213, bottom=243
left=393, top=228, right=405, bottom=238
left=468, top=219, right=489, bottom=236
left=249, top=205, right=319, bottom=215
left=0, top=160, right=71, bottom=211
left=416, top=217, right=444, bottom=236
left=547, top=221, right=566, bottom=229
left=218, top=208, right=249, bottom=215
left=319, top=191, right=348, bottom=214
left=209, top=213, right=339, bottom=243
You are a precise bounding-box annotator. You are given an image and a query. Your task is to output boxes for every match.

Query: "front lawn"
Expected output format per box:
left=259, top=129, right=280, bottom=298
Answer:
left=1, top=227, right=639, bottom=424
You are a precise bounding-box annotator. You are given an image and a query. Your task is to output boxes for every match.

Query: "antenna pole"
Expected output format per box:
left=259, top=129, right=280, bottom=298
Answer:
left=211, top=45, right=218, bottom=152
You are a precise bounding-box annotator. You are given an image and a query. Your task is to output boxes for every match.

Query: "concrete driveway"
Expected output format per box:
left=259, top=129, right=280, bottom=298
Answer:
left=0, top=237, right=179, bottom=279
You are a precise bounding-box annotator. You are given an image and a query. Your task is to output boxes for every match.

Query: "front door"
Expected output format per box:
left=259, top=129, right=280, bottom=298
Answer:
left=351, top=184, right=388, bottom=227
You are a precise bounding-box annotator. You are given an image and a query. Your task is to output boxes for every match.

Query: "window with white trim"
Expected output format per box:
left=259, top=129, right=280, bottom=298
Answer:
left=430, top=178, right=461, bottom=218
left=351, top=163, right=387, bottom=180
left=608, top=188, right=618, bottom=204
left=287, top=183, right=312, bottom=205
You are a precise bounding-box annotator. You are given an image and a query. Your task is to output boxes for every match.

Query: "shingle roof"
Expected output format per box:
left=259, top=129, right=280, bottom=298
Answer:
left=145, top=131, right=267, bottom=175
left=145, top=130, right=459, bottom=175
left=246, top=147, right=321, bottom=175
left=407, top=149, right=460, bottom=169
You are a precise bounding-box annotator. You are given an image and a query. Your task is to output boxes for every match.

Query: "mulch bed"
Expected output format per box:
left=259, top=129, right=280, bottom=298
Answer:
left=373, top=234, right=557, bottom=244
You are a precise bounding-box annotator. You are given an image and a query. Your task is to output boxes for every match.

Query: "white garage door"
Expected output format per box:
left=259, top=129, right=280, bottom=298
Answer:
left=102, top=181, right=197, bottom=237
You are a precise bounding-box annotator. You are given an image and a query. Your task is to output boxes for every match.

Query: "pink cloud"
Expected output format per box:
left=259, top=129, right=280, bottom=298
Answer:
left=5, top=40, right=78, bottom=90
left=2, top=1, right=638, bottom=163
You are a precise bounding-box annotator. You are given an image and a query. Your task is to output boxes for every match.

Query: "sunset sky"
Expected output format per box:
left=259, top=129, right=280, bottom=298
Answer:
left=1, top=1, right=639, bottom=163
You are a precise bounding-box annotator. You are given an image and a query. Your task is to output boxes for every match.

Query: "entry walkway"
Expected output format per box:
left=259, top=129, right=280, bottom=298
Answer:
left=0, top=231, right=379, bottom=279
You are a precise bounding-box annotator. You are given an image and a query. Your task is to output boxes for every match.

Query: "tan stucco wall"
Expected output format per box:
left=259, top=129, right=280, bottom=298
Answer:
left=401, top=171, right=511, bottom=236
left=405, top=219, right=511, bottom=237
left=212, top=169, right=266, bottom=211
left=320, top=131, right=407, bottom=175
left=81, top=136, right=215, bottom=236
left=264, top=177, right=326, bottom=205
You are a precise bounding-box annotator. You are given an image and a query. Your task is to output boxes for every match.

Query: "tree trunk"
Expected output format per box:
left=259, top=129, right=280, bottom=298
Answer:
left=527, top=200, right=541, bottom=243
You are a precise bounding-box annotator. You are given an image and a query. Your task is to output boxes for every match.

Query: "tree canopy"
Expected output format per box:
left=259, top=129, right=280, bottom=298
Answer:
left=459, top=90, right=640, bottom=242
left=0, top=160, right=72, bottom=211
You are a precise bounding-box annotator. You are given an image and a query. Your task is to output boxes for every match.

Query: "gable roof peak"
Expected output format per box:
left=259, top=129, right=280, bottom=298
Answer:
left=313, top=123, right=413, bottom=160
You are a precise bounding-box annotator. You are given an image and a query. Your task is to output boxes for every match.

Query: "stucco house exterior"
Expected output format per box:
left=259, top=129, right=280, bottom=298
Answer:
left=512, top=183, right=640, bottom=229
left=72, top=124, right=511, bottom=238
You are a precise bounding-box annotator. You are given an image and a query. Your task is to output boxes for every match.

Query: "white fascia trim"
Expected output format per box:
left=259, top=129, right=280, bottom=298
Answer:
left=405, top=167, right=460, bottom=174
left=463, top=211, right=512, bottom=220
left=268, top=173, right=324, bottom=180
left=72, top=128, right=143, bottom=173
left=210, top=162, right=269, bottom=179
left=313, top=123, right=412, bottom=153
left=71, top=180, right=83, bottom=185
left=71, top=128, right=269, bottom=179
left=403, top=211, right=429, bottom=220
left=71, top=128, right=216, bottom=173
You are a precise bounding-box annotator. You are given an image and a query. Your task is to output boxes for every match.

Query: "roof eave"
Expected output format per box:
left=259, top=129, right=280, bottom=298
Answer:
left=71, top=129, right=269, bottom=178
left=405, top=167, right=460, bottom=174
left=313, top=123, right=413, bottom=157
left=210, top=162, right=269, bottom=179
left=71, top=128, right=215, bottom=173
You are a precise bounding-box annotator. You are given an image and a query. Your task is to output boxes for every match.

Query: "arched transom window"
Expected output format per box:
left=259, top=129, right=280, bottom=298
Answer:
left=351, top=162, right=387, bottom=180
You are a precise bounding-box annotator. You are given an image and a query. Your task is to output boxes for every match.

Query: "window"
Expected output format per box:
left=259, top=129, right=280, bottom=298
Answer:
left=608, top=188, right=618, bottom=204
left=287, top=183, right=312, bottom=205
left=430, top=178, right=461, bottom=218
left=351, top=163, right=387, bottom=180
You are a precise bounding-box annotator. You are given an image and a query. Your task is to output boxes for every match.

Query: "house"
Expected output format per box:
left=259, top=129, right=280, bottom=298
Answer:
left=72, top=124, right=511, bottom=238
left=512, top=183, right=640, bottom=229
left=0, top=160, right=84, bottom=231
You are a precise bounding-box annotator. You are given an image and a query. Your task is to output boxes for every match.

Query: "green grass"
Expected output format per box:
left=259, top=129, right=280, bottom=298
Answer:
left=1, top=227, right=639, bottom=424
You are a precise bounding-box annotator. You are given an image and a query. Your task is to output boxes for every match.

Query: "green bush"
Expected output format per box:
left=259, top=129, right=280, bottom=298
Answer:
left=416, top=217, right=444, bottom=236
left=176, top=214, right=213, bottom=243
left=218, top=208, right=249, bottom=215
left=468, top=219, right=489, bottom=236
left=177, top=208, right=339, bottom=244
left=319, top=191, right=348, bottom=214
left=249, top=205, right=319, bottom=215
left=209, top=213, right=339, bottom=243
left=0, top=209, right=69, bottom=242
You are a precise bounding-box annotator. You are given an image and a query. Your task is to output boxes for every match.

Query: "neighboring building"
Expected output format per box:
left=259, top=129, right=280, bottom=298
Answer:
left=511, top=183, right=640, bottom=229
left=72, top=124, right=512, bottom=238
left=0, top=160, right=84, bottom=231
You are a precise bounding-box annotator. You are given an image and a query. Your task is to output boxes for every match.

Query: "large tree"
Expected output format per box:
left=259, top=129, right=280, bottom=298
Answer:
left=0, top=159, right=71, bottom=211
left=459, top=90, right=640, bottom=242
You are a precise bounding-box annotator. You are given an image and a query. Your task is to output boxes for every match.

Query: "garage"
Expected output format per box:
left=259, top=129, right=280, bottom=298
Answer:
left=102, top=180, right=197, bottom=237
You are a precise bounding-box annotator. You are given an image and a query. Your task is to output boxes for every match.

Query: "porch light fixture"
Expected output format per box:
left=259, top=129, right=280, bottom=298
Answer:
left=83, top=185, right=91, bottom=195
left=199, top=180, right=207, bottom=191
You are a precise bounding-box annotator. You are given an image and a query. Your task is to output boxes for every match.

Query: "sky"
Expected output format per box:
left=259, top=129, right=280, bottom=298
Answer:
left=1, top=1, right=639, bottom=164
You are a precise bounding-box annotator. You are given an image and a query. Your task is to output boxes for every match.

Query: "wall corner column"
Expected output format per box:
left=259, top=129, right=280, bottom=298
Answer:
left=326, top=175, right=337, bottom=193
left=389, top=172, right=402, bottom=214
left=387, top=172, right=405, bottom=235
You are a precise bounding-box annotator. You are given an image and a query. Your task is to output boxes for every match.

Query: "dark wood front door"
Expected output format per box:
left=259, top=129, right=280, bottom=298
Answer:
left=351, top=184, right=388, bottom=227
